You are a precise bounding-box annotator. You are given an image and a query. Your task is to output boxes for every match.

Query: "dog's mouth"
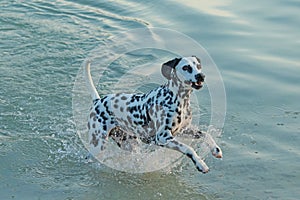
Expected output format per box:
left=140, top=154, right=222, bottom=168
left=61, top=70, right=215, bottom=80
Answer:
left=184, top=80, right=204, bottom=90
left=192, top=81, right=203, bottom=89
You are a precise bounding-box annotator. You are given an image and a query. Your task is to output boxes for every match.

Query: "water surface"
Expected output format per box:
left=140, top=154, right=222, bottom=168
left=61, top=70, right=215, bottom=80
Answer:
left=0, top=0, right=299, bottom=199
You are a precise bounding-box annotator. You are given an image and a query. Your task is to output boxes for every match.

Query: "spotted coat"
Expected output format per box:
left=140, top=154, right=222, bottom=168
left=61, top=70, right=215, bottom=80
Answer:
left=85, top=56, right=222, bottom=173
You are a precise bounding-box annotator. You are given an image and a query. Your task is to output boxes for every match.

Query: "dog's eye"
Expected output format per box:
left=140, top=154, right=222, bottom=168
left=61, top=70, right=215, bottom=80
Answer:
left=182, top=65, right=192, bottom=73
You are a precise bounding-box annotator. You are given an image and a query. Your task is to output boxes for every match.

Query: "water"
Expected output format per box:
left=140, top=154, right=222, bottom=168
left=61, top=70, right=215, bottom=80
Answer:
left=0, top=0, right=299, bottom=199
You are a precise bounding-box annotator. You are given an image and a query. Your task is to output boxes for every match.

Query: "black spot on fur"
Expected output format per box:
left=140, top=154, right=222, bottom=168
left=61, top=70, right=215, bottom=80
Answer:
left=90, top=133, right=99, bottom=147
left=127, top=116, right=132, bottom=124
left=172, top=146, right=180, bottom=151
left=146, top=111, right=151, bottom=123
left=100, top=96, right=108, bottom=103
left=93, top=99, right=100, bottom=105
left=186, top=153, right=196, bottom=165
left=129, top=106, right=137, bottom=113
left=177, top=116, right=181, bottom=124
left=103, top=101, right=108, bottom=107
left=156, top=92, right=161, bottom=99
left=166, top=118, right=170, bottom=125
left=95, top=106, right=100, bottom=115
left=172, top=140, right=179, bottom=145
left=100, top=112, right=108, bottom=121
left=182, top=65, right=193, bottom=73
left=90, top=112, right=96, bottom=118
left=165, top=126, right=172, bottom=131
left=165, top=136, right=173, bottom=141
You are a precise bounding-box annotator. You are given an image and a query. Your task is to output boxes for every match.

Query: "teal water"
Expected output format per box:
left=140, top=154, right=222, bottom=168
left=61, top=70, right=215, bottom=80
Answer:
left=1, top=0, right=299, bottom=199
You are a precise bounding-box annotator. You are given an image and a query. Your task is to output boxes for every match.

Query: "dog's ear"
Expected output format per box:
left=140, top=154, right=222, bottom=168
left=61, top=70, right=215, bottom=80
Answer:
left=161, top=58, right=181, bottom=80
left=192, top=55, right=201, bottom=64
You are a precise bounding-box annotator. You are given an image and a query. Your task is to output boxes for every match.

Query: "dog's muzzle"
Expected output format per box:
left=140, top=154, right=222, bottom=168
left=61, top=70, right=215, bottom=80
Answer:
left=195, top=73, right=205, bottom=82
left=191, top=73, right=205, bottom=89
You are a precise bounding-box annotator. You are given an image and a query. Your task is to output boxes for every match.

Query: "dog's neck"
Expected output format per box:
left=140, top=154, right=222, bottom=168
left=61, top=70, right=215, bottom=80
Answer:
left=166, top=75, right=192, bottom=100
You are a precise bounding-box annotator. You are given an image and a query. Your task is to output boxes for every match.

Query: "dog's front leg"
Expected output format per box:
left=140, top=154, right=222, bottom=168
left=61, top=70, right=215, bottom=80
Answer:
left=202, top=131, right=223, bottom=159
left=156, top=131, right=209, bottom=173
left=182, top=129, right=223, bottom=159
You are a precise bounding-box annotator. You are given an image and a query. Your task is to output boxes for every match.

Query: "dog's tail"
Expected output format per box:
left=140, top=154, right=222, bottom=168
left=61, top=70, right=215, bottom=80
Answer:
left=84, top=60, right=100, bottom=100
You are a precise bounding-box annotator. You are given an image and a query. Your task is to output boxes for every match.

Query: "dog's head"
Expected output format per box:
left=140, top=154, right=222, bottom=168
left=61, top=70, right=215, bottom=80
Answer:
left=161, top=56, right=205, bottom=90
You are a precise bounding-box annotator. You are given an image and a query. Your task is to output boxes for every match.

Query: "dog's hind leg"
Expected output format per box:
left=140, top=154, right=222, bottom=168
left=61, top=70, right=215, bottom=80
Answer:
left=87, top=114, right=110, bottom=156
left=109, top=128, right=139, bottom=152
left=88, top=129, right=108, bottom=156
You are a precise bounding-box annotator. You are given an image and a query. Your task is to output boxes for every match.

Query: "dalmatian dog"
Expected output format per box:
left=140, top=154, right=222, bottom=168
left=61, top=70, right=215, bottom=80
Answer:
left=85, top=56, right=222, bottom=173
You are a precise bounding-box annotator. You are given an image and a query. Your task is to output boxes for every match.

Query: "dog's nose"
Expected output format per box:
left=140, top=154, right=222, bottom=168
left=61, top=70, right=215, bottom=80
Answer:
left=195, top=73, right=205, bottom=82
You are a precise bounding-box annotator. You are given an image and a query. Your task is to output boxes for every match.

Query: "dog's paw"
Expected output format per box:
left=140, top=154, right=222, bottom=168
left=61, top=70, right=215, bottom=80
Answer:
left=195, top=157, right=209, bottom=173
left=196, top=162, right=209, bottom=174
left=211, top=145, right=223, bottom=159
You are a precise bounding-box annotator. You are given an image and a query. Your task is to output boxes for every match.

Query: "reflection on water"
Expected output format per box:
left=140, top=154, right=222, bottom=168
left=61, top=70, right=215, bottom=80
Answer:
left=176, top=0, right=236, bottom=18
